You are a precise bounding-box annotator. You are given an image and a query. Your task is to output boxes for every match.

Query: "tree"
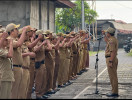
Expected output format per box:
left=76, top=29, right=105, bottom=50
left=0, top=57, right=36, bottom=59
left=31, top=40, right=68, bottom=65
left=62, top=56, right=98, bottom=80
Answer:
left=55, top=0, right=98, bottom=33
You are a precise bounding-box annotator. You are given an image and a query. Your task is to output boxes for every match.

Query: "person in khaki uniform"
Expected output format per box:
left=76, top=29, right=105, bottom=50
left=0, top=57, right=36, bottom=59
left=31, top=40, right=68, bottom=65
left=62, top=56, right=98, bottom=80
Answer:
left=63, top=34, right=72, bottom=85
left=23, top=26, right=41, bottom=99
left=18, top=29, right=36, bottom=99
left=0, top=32, right=14, bottom=99
left=44, top=30, right=56, bottom=94
left=5, top=23, right=27, bottom=99
left=51, top=33, right=61, bottom=92
left=102, top=27, right=119, bottom=97
left=70, top=32, right=80, bottom=79
left=34, top=30, right=49, bottom=99
left=81, top=32, right=91, bottom=70
left=57, top=33, right=67, bottom=87
left=76, top=30, right=85, bottom=75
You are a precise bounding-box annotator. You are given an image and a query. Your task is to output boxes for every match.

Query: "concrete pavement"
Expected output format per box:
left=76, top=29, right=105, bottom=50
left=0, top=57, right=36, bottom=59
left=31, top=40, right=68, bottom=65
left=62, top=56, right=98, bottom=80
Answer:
left=32, top=49, right=132, bottom=99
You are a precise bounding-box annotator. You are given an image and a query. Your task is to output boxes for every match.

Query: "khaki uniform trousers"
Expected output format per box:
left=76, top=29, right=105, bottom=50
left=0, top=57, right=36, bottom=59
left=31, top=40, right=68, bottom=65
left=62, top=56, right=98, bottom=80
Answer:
left=57, top=55, right=65, bottom=85
left=82, top=49, right=87, bottom=69
left=77, top=50, right=81, bottom=73
left=45, top=52, right=55, bottom=91
left=106, top=57, right=118, bottom=94
left=68, top=56, right=73, bottom=80
left=11, top=67, right=23, bottom=99
left=18, top=68, right=30, bottom=99
left=0, top=73, right=1, bottom=87
left=72, top=53, right=78, bottom=76
left=27, top=60, right=35, bottom=99
left=35, top=64, right=47, bottom=97
left=78, top=50, right=83, bottom=73
left=53, top=50, right=60, bottom=89
left=0, top=81, right=12, bottom=99
left=63, top=58, right=70, bottom=84
left=85, top=51, right=89, bottom=68
left=57, top=48, right=66, bottom=86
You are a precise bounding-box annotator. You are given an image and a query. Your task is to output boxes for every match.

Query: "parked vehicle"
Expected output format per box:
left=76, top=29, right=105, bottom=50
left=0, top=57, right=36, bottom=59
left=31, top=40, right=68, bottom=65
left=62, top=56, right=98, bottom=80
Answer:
left=123, top=37, right=132, bottom=53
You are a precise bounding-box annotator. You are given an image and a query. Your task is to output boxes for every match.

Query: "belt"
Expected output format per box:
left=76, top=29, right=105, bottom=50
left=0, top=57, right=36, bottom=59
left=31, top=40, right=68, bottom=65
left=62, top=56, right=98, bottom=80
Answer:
left=41, top=60, right=45, bottom=64
left=22, top=66, right=29, bottom=70
left=73, top=52, right=77, bottom=54
left=13, top=65, right=22, bottom=68
left=31, top=58, right=35, bottom=60
left=105, top=56, right=111, bottom=58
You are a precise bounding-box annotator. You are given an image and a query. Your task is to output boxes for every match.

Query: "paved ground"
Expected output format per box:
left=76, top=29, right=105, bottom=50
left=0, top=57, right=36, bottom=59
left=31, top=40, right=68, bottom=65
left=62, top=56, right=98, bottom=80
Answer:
left=32, top=49, right=132, bottom=99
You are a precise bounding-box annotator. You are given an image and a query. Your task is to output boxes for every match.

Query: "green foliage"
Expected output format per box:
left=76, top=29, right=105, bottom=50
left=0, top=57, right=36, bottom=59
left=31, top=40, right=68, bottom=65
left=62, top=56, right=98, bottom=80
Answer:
left=55, top=0, right=98, bottom=33
left=128, top=49, right=132, bottom=56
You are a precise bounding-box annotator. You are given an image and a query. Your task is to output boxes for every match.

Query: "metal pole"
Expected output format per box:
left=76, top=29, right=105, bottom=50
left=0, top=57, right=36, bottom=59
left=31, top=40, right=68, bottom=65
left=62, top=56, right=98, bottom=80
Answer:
left=82, top=0, right=85, bottom=30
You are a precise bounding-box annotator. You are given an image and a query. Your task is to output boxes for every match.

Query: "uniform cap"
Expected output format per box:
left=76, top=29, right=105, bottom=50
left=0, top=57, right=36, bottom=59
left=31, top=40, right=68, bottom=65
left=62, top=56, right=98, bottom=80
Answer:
left=18, top=28, right=23, bottom=35
left=52, top=33, right=58, bottom=39
left=0, top=28, right=5, bottom=33
left=57, top=32, right=63, bottom=36
left=6, top=23, right=20, bottom=33
left=45, top=30, right=53, bottom=35
left=106, top=27, right=115, bottom=34
left=79, top=30, right=86, bottom=34
left=36, top=30, right=44, bottom=35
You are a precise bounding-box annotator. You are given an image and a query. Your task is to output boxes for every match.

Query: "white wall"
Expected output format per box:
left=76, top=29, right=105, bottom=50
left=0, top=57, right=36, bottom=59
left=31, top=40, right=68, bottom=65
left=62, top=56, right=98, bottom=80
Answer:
left=30, top=0, right=39, bottom=29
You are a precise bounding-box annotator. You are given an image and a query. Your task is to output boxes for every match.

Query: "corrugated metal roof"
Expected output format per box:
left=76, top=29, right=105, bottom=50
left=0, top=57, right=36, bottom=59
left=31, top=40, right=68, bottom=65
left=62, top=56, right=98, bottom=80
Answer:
left=56, top=0, right=76, bottom=8
left=108, top=21, right=132, bottom=34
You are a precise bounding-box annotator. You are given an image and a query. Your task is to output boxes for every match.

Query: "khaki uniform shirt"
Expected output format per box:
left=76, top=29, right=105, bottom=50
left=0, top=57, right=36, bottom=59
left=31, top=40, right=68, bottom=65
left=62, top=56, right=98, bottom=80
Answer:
left=35, top=41, right=45, bottom=62
left=0, top=49, right=15, bottom=82
left=50, top=43, right=55, bottom=60
left=22, top=43, right=30, bottom=68
left=12, top=39, right=23, bottom=65
left=105, top=36, right=118, bottom=57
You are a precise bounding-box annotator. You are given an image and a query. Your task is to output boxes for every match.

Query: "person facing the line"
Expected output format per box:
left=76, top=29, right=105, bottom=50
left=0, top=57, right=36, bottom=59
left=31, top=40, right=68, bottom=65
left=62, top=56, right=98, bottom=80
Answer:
left=102, top=27, right=119, bottom=97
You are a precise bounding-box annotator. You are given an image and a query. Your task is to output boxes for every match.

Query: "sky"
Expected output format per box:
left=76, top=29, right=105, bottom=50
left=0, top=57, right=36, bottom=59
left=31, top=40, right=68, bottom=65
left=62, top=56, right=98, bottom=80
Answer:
left=87, top=0, right=132, bottom=23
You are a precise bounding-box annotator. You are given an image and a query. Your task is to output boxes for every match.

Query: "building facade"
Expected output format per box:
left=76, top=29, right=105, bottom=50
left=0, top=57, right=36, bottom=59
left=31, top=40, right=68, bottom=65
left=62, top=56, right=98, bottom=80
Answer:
left=0, top=0, right=75, bottom=32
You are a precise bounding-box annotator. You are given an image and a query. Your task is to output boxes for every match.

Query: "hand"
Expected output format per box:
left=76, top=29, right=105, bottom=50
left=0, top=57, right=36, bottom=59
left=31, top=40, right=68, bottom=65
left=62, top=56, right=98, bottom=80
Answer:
left=42, top=40, right=47, bottom=45
left=102, top=30, right=105, bottom=35
left=46, top=39, right=50, bottom=44
left=22, top=27, right=28, bottom=32
left=89, top=36, right=92, bottom=40
left=2, top=32, right=8, bottom=39
left=38, top=34, right=42, bottom=39
left=108, top=62, right=113, bottom=68
left=57, top=36, right=61, bottom=40
left=64, top=38, right=67, bottom=41
left=8, top=38, right=13, bottom=43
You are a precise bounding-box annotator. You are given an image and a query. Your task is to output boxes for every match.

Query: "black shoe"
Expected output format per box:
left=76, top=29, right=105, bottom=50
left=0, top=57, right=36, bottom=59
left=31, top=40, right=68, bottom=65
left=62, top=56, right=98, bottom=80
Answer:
left=47, top=90, right=55, bottom=94
left=54, top=88, right=60, bottom=93
left=67, top=81, right=73, bottom=85
left=82, top=69, right=88, bottom=72
left=44, top=93, right=51, bottom=96
left=42, top=95, right=49, bottom=99
left=36, top=96, right=44, bottom=99
left=58, top=84, right=66, bottom=88
left=32, top=87, right=35, bottom=93
left=77, top=72, right=82, bottom=75
left=106, top=93, right=119, bottom=97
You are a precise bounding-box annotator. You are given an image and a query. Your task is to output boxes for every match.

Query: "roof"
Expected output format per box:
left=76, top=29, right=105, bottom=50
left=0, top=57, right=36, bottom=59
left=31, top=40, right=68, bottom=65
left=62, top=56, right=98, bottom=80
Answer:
left=109, top=21, right=132, bottom=34
left=115, top=20, right=127, bottom=24
left=55, top=0, right=76, bottom=8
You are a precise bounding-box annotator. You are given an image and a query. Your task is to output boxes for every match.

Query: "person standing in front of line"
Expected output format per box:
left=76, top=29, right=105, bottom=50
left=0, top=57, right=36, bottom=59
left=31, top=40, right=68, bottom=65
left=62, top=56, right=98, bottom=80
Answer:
left=102, top=27, right=119, bottom=97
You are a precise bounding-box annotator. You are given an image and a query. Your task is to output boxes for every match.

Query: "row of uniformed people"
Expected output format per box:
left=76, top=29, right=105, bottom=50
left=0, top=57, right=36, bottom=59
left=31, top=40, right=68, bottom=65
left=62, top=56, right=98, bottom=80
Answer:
left=0, top=23, right=91, bottom=99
